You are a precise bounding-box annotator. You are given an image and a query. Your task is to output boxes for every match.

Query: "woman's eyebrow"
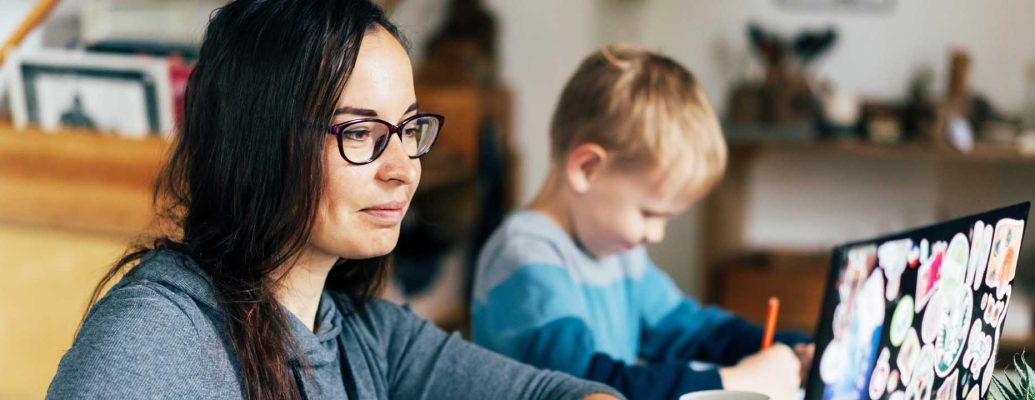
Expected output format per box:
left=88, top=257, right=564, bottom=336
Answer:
left=334, top=106, right=377, bottom=117
left=333, top=102, right=419, bottom=117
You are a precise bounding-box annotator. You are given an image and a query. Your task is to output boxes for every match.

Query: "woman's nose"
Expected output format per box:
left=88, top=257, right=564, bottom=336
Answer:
left=375, top=134, right=419, bottom=185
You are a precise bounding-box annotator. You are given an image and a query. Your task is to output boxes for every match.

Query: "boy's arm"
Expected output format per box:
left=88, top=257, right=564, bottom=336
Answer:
left=637, top=259, right=810, bottom=366
left=473, top=263, right=723, bottom=400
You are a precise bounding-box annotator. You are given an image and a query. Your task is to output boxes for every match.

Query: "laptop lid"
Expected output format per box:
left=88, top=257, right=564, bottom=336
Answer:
left=804, top=202, right=1030, bottom=399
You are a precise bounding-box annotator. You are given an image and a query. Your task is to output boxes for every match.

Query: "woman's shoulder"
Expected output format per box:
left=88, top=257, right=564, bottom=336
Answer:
left=87, top=249, right=218, bottom=329
left=69, top=275, right=210, bottom=363
left=48, top=279, right=215, bottom=398
left=86, top=278, right=202, bottom=335
left=49, top=249, right=229, bottom=392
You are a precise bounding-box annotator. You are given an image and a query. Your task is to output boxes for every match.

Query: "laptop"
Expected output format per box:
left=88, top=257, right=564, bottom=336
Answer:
left=804, top=202, right=1030, bottom=400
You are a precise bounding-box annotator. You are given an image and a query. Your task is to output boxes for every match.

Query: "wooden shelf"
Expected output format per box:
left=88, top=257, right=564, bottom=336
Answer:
left=0, top=124, right=167, bottom=237
left=0, top=123, right=476, bottom=236
left=725, top=121, right=1035, bottom=164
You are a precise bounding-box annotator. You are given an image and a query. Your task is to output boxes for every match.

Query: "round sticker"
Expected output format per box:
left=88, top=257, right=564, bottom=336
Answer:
left=890, top=295, right=915, bottom=347
left=897, top=328, right=921, bottom=385
left=942, top=233, right=969, bottom=287
left=906, top=345, right=936, bottom=400
left=921, top=289, right=944, bottom=344
left=935, top=288, right=973, bottom=377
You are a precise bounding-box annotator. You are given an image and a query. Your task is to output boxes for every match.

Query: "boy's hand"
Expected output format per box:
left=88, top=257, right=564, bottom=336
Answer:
left=793, top=343, right=815, bottom=382
left=718, top=344, right=800, bottom=400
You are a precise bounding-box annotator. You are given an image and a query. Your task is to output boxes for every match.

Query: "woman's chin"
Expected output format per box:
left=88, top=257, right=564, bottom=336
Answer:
left=352, top=234, right=400, bottom=259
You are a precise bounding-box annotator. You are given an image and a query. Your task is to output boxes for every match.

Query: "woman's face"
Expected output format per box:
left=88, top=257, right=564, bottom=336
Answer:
left=309, top=27, right=421, bottom=262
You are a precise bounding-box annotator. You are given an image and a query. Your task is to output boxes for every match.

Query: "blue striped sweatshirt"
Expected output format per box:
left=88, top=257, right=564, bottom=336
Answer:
left=471, top=211, right=808, bottom=400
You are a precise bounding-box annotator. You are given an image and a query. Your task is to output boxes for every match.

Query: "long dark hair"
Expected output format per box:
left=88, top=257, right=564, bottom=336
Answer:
left=83, top=1, right=405, bottom=398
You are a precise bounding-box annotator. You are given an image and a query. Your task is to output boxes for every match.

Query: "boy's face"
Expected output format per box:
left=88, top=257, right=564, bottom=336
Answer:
left=570, top=166, right=698, bottom=258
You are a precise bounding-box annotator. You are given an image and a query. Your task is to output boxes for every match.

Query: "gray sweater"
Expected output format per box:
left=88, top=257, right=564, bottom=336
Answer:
left=47, top=250, right=622, bottom=399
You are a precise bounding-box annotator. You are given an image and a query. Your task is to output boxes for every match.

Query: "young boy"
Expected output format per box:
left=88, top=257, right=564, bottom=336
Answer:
left=471, top=45, right=813, bottom=400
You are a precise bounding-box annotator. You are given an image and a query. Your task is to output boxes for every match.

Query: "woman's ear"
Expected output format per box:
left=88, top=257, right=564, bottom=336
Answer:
left=565, top=143, right=609, bottom=194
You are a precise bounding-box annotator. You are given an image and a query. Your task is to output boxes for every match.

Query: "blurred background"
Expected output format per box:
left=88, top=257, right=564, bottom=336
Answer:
left=5, top=0, right=1035, bottom=397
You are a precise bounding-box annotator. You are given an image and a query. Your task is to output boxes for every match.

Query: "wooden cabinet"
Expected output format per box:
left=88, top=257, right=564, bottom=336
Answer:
left=0, top=123, right=163, bottom=398
left=0, top=124, right=166, bottom=235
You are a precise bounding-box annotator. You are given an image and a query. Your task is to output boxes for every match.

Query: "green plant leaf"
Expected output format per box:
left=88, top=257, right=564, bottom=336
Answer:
left=994, top=352, right=1035, bottom=399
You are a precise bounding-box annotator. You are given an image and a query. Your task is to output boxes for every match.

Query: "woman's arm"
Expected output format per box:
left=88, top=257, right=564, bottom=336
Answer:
left=372, top=300, right=624, bottom=400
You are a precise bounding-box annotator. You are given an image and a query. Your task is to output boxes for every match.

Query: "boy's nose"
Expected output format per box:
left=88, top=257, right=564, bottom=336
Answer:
left=644, top=221, right=666, bottom=244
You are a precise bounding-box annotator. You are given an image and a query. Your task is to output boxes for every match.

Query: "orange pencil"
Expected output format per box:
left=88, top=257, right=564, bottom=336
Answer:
left=761, top=297, right=780, bottom=350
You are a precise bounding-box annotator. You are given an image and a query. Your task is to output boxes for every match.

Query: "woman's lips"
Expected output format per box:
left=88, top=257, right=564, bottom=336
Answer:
left=360, top=202, right=406, bottom=223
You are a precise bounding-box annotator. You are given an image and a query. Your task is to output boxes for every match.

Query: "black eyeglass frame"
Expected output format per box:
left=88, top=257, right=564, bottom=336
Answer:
left=326, top=113, right=445, bottom=165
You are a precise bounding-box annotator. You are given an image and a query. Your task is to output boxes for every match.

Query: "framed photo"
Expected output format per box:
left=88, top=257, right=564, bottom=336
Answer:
left=776, top=0, right=895, bottom=11
left=6, top=49, right=174, bottom=138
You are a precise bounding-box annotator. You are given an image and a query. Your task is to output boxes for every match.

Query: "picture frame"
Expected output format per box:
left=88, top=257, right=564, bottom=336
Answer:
left=5, top=49, right=174, bottom=138
left=776, top=0, right=895, bottom=12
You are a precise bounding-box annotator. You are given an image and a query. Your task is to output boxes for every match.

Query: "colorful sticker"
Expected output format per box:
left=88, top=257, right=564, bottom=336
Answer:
left=916, top=241, right=948, bottom=312
left=935, top=369, right=959, bottom=400
left=869, top=347, right=891, bottom=399
left=908, top=243, right=921, bottom=268
left=984, top=286, right=1011, bottom=328
left=981, top=326, right=1003, bottom=396
left=905, top=345, right=936, bottom=400
left=887, top=369, right=900, bottom=394
left=819, top=339, right=848, bottom=384
left=942, top=233, right=970, bottom=288
left=965, top=386, right=980, bottom=400
left=820, top=259, right=885, bottom=397
left=880, top=238, right=913, bottom=300
left=967, top=221, right=993, bottom=291
left=890, top=295, right=915, bottom=347
left=898, top=328, right=921, bottom=385
left=921, top=289, right=944, bottom=345
left=858, top=272, right=887, bottom=331
left=934, top=288, right=973, bottom=377
left=986, top=218, right=1024, bottom=299
left=962, top=319, right=992, bottom=378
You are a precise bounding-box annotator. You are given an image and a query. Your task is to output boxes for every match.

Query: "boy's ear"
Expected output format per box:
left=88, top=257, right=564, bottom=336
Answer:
left=565, top=143, right=609, bottom=194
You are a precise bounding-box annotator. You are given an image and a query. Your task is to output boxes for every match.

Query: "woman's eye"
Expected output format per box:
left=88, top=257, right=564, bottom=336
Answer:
left=343, top=129, right=371, bottom=141
left=403, top=127, right=420, bottom=137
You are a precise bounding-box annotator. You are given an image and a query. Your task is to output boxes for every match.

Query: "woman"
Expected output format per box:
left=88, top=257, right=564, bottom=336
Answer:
left=46, top=1, right=622, bottom=399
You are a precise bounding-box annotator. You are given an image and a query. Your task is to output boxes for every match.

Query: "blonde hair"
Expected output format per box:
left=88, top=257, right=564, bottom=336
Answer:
left=549, top=44, right=727, bottom=193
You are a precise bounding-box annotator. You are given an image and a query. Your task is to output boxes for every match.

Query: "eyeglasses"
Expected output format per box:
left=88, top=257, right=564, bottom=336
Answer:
left=327, top=113, right=444, bottom=165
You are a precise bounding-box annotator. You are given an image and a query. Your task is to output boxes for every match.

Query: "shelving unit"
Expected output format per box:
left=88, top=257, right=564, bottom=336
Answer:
left=724, top=121, right=1035, bottom=164
left=706, top=122, right=1035, bottom=364
left=0, top=123, right=167, bottom=237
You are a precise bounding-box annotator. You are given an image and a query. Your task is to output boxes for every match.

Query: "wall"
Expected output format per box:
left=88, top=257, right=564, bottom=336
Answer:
left=487, top=0, right=1035, bottom=295
left=641, top=0, right=1035, bottom=114
left=637, top=0, right=1035, bottom=268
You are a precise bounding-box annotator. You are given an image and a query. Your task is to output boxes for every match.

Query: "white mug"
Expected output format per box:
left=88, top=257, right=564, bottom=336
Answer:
left=679, top=390, right=770, bottom=400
